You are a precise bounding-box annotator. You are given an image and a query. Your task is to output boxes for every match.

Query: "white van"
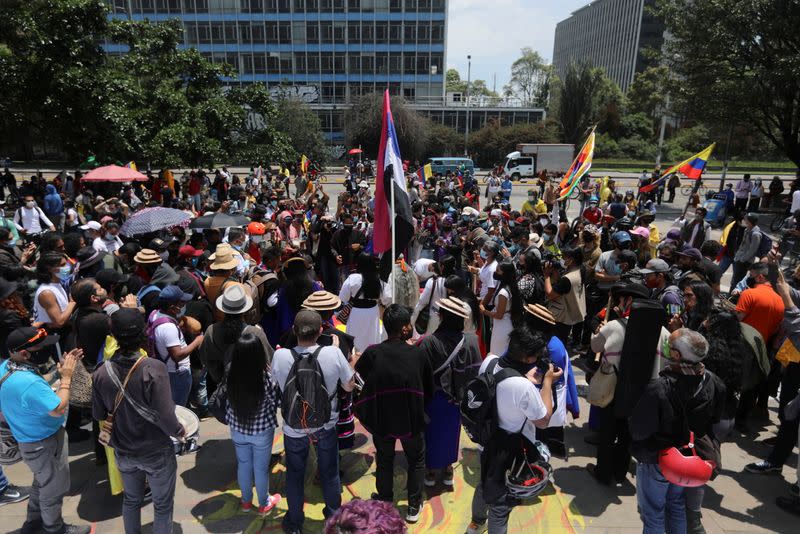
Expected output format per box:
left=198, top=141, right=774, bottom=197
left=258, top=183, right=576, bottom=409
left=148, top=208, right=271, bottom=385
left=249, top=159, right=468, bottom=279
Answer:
left=503, top=151, right=535, bottom=180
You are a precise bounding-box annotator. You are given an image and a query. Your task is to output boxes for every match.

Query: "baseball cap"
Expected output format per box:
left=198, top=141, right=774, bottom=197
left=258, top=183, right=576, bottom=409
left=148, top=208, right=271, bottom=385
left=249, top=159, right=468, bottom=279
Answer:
left=612, top=231, right=632, bottom=243
left=677, top=247, right=702, bottom=261
left=80, top=221, right=102, bottom=231
left=110, top=308, right=146, bottom=338
left=640, top=258, right=671, bottom=274
left=158, top=285, right=193, bottom=304
left=7, top=327, right=59, bottom=354
left=178, top=245, right=203, bottom=258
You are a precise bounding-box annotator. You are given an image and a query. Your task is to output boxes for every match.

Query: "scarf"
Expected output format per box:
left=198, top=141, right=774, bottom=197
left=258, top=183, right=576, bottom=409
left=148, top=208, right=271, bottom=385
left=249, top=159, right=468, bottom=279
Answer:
left=666, top=361, right=705, bottom=376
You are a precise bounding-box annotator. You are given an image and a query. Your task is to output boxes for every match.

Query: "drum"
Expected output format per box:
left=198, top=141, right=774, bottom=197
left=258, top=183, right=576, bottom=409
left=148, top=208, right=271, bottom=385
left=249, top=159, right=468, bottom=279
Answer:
left=172, top=405, right=200, bottom=456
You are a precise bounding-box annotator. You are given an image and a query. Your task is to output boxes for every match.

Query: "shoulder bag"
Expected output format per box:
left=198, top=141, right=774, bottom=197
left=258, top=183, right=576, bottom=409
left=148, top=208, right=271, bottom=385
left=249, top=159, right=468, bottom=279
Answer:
left=98, top=357, right=149, bottom=448
left=415, top=277, right=438, bottom=334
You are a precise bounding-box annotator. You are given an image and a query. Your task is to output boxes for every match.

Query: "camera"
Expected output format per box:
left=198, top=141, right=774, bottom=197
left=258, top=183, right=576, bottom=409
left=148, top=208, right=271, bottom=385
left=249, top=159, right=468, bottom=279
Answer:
left=541, top=251, right=565, bottom=273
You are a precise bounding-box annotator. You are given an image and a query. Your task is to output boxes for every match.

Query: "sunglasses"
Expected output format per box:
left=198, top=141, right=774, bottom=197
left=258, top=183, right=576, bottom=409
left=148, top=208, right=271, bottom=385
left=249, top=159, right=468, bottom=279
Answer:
left=12, top=328, right=48, bottom=353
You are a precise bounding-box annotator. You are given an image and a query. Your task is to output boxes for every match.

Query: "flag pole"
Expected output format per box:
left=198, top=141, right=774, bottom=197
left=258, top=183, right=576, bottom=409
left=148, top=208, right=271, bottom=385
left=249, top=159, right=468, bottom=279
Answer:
left=390, top=169, right=396, bottom=305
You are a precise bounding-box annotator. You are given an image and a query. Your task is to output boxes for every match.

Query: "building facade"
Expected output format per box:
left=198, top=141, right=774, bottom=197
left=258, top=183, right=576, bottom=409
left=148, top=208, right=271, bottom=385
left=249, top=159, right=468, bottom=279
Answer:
left=106, top=0, right=543, bottom=147
left=552, top=0, right=664, bottom=93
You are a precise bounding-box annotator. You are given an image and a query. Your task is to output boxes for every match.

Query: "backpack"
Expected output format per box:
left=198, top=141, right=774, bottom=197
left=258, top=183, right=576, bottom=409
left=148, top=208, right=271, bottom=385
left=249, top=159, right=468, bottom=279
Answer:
left=756, top=231, right=773, bottom=259
left=280, top=346, right=335, bottom=430
left=242, top=267, right=278, bottom=325
left=434, top=333, right=482, bottom=403
left=460, top=358, right=521, bottom=446
left=146, top=310, right=180, bottom=362
left=136, top=284, right=161, bottom=308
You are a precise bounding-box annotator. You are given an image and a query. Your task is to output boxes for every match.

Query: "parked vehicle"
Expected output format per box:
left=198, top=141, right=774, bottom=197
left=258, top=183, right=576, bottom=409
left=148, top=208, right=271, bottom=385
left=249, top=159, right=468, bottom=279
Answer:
left=427, top=157, right=475, bottom=176
left=502, top=144, right=574, bottom=180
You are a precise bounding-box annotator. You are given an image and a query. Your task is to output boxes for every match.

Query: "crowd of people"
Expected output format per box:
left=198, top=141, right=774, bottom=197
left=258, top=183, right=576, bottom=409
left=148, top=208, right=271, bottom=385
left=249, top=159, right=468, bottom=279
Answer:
left=0, top=162, right=799, bottom=534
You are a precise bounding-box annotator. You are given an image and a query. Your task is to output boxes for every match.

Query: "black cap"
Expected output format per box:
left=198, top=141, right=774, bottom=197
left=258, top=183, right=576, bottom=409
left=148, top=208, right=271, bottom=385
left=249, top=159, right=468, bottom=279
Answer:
left=7, top=327, right=59, bottom=354
left=613, top=281, right=651, bottom=299
left=95, top=269, right=127, bottom=287
left=110, top=308, right=146, bottom=338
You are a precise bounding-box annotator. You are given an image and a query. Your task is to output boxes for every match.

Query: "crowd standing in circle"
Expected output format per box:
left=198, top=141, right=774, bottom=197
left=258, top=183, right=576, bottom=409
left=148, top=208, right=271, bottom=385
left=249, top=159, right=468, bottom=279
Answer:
left=0, top=162, right=799, bottom=534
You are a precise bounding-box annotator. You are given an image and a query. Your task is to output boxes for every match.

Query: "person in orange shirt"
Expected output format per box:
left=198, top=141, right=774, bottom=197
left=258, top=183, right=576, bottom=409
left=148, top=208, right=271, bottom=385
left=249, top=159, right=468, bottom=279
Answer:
left=735, top=262, right=786, bottom=342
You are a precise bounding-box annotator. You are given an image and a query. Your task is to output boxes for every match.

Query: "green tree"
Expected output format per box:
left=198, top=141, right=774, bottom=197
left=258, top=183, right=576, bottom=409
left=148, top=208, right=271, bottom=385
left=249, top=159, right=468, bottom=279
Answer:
left=659, top=0, right=800, bottom=166
left=446, top=67, right=498, bottom=98
left=344, top=93, right=429, bottom=160
left=423, top=122, right=463, bottom=158
left=627, top=65, right=669, bottom=124
left=503, top=47, right=553, bottom=106
left=273, top=98, right=326, bottom=161
left=467, top=118, right=560, bottom=168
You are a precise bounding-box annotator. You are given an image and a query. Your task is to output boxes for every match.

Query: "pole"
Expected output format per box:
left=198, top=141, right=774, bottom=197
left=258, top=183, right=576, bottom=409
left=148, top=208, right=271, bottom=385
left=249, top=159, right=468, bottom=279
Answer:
left=390, top=169, right=396, bottom=305
left=464, top=55, right=472, bottom=156
left=681, top=171, right=703, bottom=220
left=655, top=94, right=670, bottom=168
left=718, top=123, right=734, bottom=192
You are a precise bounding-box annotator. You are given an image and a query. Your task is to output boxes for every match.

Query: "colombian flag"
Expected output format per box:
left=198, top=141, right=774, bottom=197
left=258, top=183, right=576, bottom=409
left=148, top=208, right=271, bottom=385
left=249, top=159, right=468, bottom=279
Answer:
left=300, top=155, right=310, bottom=173
left=558, top=128, right=596, bottom=201
left=640, top=143, right=715, bottom=193
left=416, top=163, right=432, bottom=184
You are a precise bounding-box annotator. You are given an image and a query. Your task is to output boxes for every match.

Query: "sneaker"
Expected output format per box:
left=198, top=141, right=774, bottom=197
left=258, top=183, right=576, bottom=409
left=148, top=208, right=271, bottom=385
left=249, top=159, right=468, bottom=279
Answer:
left=405, top=502, right=423, bottom=523
left=423, top=471, right=437, bottom=487
left=62, top=525, right=91, bottom=534
left=443, top=466, right=454, bottom=487
left=466, top=520, right=487, bottom=534
left=0, top=484, right=30, bottom=506
left=240, top=500, right=253, bottom=512
left=745, top=460, right=781, bottom=474
left=258, top=494, right=281, bottom=515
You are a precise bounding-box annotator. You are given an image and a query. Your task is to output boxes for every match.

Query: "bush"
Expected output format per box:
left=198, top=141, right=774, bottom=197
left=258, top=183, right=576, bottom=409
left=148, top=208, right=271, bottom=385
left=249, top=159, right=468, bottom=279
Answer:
left=467, top=118, right=560, bottom=168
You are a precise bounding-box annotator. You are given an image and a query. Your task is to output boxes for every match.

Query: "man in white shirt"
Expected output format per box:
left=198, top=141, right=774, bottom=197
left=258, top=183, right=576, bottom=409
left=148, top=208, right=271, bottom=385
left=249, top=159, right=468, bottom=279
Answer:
left=14, top=195, right=55, bottom=237
left=150, top=286, right=204, bottom=406
left=791, top=188, right=800, bottom=215
left=271, top=310, right=357, bottom=533
left=469, top=327, right=559, bottom=534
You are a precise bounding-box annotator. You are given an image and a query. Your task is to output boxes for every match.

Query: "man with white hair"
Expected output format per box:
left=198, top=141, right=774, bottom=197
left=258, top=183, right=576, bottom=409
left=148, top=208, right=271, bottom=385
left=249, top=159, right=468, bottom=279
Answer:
left=629, top=328, right=726, bottom=534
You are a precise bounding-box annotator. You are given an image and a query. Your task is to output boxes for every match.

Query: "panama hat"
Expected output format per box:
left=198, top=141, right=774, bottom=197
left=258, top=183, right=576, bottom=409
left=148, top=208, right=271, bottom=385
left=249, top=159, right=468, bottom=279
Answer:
left=216, top=284, right=253, bottom=315
left=528, top=233, right=544, bottom=249
left=437, top=296, right=470, bottom=319
left=134, top=248, right=162, bottom=265
left=302, top=290, right=342, bottom=311
left=524, top=303, right=556, bottom=325
left=209, top=243, right=239, bottom=271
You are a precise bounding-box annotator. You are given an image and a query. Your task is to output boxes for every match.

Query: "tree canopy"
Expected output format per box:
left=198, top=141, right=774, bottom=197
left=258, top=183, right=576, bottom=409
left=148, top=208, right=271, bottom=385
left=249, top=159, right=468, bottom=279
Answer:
left=503, top=47, right=553, bottom=107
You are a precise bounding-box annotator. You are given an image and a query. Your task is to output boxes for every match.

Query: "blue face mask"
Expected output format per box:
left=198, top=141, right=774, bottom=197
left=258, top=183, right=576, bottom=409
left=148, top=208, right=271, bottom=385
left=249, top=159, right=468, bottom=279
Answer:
left=480, top=250, right=489, bottom=260
left=177, top=305, right=186, bottom=318
left=58, top=265, right=72, bottom=281
left=444, top=203, right=450, bottom=209
left=543, top=234, right=552, bottom=243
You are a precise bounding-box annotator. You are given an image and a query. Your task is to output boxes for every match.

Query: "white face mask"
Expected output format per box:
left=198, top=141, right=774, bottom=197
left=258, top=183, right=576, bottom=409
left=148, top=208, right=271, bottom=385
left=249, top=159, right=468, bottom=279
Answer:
left=26, top=201, right=35, bottom=209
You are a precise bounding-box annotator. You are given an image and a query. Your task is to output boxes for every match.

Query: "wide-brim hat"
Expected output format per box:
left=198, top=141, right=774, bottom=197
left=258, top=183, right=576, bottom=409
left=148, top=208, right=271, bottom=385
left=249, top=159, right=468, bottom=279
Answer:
left=134, top=248, right=162, bottom=264
left=438, top=296, right=470, bottom=319
left=209, top=244, right=239, bottom=270
left=76, top=247, right=106, bottom=270
left=524, top=303, right=556, bottom=325
left=529, top=233, right=543, bottom=249
left=216, top=283, right=253, bottom=315
left=283, top=256, right=308, bottom=269
left=303, top=290, right=342, bottom=311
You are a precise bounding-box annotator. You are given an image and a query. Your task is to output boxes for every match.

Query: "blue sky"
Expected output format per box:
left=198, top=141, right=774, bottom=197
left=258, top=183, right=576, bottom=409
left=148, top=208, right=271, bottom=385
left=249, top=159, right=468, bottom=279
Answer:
left=446, top=0, right=589, bottom=91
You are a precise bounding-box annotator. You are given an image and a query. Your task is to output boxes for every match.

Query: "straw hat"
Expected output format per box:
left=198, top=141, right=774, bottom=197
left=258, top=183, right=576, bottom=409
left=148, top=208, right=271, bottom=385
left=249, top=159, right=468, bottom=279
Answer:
left=134, top=248, right=162, bottom=265
left=438, top=296, right=470, bottom=319
left=302, top=290, right=342, bottom=311
left=528, top=233, right=543, bottom=249
left=524, top=303, right=556, bottom=325
left=215, top=284, right=253, bottom=315
left=209, top=243, right=239, bottom=271
left=282, top=255, right=308, bottom=269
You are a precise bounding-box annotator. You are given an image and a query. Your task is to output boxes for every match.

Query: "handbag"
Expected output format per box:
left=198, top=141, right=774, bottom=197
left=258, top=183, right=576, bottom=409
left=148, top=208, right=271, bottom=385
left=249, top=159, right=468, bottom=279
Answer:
left=415, top=277, right=438, bottom=334
left=587, top=360, right=617, bottom=408
left=0, top=370, right=21, bottom=465
left=68, top=359, right=93, bottom=409
left=336, top=285, right=363, bottom=325
left=98, top=357, right=148, bottom=448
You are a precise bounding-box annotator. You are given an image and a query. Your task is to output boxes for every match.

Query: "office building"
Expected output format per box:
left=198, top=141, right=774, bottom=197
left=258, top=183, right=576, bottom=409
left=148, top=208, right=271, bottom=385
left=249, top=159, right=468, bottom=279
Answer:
left=552, top=0, right=665, bottom=93
left=106, top=0, right=543, bottom=146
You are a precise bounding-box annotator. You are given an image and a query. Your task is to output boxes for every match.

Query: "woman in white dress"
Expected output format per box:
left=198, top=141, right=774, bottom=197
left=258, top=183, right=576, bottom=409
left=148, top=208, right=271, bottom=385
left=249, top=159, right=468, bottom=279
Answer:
left=410, top=255, right=456, bottom=336
left=339, top=253, right=391, bottom=353
left=479, top=260, right=523, bottom=356
left=33, top=252, right=76, bottom=352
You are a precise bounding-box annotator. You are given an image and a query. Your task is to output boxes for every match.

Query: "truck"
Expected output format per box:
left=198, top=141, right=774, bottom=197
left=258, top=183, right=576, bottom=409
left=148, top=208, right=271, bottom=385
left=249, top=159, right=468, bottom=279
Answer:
left=501, top=144, right=575, bottom=180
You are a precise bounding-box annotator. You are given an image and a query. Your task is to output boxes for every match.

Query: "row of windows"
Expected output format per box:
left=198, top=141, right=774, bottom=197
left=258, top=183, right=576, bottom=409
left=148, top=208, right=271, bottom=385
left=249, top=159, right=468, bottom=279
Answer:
left=210, top=51, right=441, bottom=75
left=111, top=0, right=445, bottom=14
left=183, top=20, right=444, bottom=44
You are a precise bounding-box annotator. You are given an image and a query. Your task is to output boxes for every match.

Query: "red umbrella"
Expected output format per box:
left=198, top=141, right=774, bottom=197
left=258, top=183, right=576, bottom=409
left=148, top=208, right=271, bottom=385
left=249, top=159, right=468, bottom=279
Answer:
left=80, top=164, right=149, bottom=182
left=348, top=148, right=363, bottom=155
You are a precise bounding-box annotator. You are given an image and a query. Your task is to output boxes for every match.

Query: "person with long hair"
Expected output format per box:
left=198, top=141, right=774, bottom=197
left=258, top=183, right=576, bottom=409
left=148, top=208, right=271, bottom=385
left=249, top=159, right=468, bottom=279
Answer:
left=339, top=253, right=391, bottom=353
left=226, top=331, right=282, bottom=514
left=410, top=254, right=455, bottom=336
left=670, top=280, right=714, bottom=331
left=517, top=248, right=544, bottom=305
left=33, top=252, right=75, bottom=342
left=275, top=256, right=321, bottom=344
left=479, top=260, right=522, bottom=355
left=0, top=278, right=29, bottom=359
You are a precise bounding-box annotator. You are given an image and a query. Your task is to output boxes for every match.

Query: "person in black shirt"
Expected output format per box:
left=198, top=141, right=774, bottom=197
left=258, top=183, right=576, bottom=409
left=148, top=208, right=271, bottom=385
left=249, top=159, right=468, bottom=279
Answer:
left=699, top=240, right=723, bottom=294
left=330, top=213, right=367, bottom=285
left=355, top=304, right=434, bottom=524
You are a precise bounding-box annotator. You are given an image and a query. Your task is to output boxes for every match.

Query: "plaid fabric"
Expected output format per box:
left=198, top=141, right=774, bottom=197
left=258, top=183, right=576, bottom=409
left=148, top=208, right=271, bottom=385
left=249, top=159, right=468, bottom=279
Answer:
left=226, top=371, right=280, bottom=435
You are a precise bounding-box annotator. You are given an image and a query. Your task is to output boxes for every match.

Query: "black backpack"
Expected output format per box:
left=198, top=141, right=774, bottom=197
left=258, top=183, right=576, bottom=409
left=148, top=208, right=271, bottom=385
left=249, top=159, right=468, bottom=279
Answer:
left=281, top=347, right=335, bottom=430
left=756, top=231, right=773, bottom=259
left=460, top=358, right=521, bottom=446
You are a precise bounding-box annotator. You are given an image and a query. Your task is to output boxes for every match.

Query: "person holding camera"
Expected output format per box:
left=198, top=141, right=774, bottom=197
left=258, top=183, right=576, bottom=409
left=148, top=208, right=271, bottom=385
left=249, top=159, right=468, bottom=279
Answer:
left=543, top=247, right=587, bottom=348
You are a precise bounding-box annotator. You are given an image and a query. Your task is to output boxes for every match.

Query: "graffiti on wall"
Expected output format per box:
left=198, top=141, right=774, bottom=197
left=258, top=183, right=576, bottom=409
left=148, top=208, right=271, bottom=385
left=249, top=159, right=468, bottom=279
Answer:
left=268, top=85, right=320, bottom=104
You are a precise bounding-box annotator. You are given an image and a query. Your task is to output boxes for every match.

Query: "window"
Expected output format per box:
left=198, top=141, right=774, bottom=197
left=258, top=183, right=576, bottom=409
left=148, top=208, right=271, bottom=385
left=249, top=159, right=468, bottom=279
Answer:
left=333, top=0, right=344, bottom=11
left=292, top=22, right=306, bottom=43
left=265, top=22, right=278, bottom=42
left=417, top=25, right=429, bottom=40
left=348, top=55, right=360, bottom=73
left=241, top=54, right=254, bottom=74
left=224, top=23, right=237, bottom=42
left=416, top=54, right=429, bottom=74
left=390, top=0, right=402, bottom=11
left=279, top=52, right=293, bottom=72
left=347, top=25, right=360, bottom=41
left=320, top=22, right=333, bottom=43
left=417, top=0, right=430, bottom=9
left=431, top=21, right=444, bottom=41
left=195, top=0, right=209, bottom=11
left=278, top=0, right=291, bottom=11
left=333, top=22, right=345, bottom=41
left=197, top=24, right=211, bottom=44
left=140, top=0, right=155, bottom=13
left=295, top=53, right=307, bottom=71
left=376, top=53, right=388, bottom=73
left=307, top=23, right=320, bottom=43
left=389, top=55, right=401, bottom=71
left=266, top=54, right=279, bottom=71
left=348, top=0, right=360, bottom=10
left=321, top=53, right=333, bottom=73
left=375, top=21, right=388, bottom=41
left=403, top=54, right=415, bottom=72
left=239, top=23, right=252, bottom=42
left=361, top=54, right=374, bottom=71
left=278, top=21, right=292, bottom=42
left=252, top=22, right=266, bottom=42
left=307, top=54, right=320, bottom=71
left=403, top=87, right=415, bottom=99
left=431, top=0, right=444, bottom=10
left=185, top=24, right=199, bottom=44
left=334, top=52, right=346, bottom=72
left=404, top=25, right=416, bottom=42
left=210, top=23, right=224, bottom=42
left=389, top=22, right=402, bottom=43
left=362, top=23, right=374, bottom=41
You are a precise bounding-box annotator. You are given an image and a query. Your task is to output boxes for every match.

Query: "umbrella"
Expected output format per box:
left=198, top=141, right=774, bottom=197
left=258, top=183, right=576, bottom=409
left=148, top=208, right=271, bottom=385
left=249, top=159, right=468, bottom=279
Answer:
left=81, top=164, right=149, bottom=183
left=348, top=148, right=363, bottom=155
left=120, top=207, right=192, bottom=236
left=189, top=212, right=250, bottom=230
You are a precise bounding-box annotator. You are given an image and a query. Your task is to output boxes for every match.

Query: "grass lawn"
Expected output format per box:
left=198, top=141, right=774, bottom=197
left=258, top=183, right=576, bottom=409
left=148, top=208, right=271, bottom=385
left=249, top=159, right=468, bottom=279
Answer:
left=594, top=158, right=798, bottom=172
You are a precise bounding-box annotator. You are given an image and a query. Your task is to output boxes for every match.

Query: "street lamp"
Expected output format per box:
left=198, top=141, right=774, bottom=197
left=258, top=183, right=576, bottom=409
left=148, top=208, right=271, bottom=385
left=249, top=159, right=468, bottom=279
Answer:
left=464, top=54, right=471, bottom=156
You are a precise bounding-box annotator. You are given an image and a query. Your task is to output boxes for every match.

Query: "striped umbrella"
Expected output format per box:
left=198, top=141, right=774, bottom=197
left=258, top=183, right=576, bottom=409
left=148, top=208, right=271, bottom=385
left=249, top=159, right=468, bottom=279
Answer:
left=120, top=207, right=192, bottom=236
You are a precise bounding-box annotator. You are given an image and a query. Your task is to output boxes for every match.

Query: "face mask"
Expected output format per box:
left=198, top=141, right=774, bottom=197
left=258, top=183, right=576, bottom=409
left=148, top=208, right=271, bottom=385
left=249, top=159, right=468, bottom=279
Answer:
left=740, top=221, right=747, bottom=227
left=343, top=224, right=353, bottom=231
left=26, top=201, right=35, bottom=209
left=270, top=200, right=277, bottom=207
left=528, top=194, right=535, bottom=200
left=746, top=277, right=756, bottom=288
left=58, top=265, right=72, bottom=281
left=543, top=234, right=552, bottom=243
left=28, top=349, right=52, bottom=366
left=251, top=234, right=263, bottom=244
left=480, top=250, right=489, bottom=260
left=582, top=232, right=593, bottom=242
left=509, top=221, right=516, bottom=228
left=444, top=203, right=450, bottom=209
left=176, top=305, right=187, bottom=318
left=104, top=233, right=114, bottom=240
